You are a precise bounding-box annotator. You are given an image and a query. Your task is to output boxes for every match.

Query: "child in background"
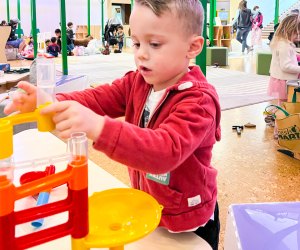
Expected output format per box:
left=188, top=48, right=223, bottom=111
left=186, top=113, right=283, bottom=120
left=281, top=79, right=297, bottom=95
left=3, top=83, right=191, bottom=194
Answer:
left=66, top=22, right=75, bottom=56
left=47, top=37, right=60, bottom=57
left=4, top=1, right=221, bottom=249
left=22, top=36, right=34, bottom=57
left=54, top=29, right=62, bottom=53
left=268, top=14, right=300, bottom=137
left=116, top=25, right=124, bottom=52
left=101, top=44, right=110, bottom=55
left=251, top=6, right=263, bottom=49
left=45, top=39, right=51, bottom=52
left=0, top=20, right=7, bottom=26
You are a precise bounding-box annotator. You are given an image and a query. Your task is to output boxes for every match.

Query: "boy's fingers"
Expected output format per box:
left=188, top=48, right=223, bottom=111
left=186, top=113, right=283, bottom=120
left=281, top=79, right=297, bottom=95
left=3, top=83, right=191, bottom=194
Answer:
left=17, top=81, right=36, bottom=95
left=40, top=101, right=69, bottom=114
left=3, top=102, right=17, bottom=115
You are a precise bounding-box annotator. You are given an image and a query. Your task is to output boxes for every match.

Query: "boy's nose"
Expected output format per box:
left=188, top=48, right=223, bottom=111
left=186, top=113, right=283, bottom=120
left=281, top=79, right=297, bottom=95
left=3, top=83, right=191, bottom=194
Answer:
left=137, top=47, right=149, bottom=60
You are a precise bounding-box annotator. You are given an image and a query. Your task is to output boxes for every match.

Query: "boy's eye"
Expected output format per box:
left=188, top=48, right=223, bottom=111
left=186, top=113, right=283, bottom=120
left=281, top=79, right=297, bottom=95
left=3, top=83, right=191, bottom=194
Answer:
left=150, top=43, right=161, bottom=48
left=132, top=43, right=140, bottom=48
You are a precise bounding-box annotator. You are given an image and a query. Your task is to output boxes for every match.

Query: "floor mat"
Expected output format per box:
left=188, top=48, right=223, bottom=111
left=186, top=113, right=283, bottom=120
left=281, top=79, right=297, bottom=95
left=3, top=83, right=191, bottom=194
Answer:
left=207, top=67, right=274, bottom=110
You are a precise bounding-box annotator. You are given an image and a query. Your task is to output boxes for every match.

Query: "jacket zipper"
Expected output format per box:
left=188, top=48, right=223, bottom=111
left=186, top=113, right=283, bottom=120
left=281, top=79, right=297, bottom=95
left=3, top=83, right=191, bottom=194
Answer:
left=136, top=89, right=170, bottom=190
left=136, top=88, right=152, bottom=190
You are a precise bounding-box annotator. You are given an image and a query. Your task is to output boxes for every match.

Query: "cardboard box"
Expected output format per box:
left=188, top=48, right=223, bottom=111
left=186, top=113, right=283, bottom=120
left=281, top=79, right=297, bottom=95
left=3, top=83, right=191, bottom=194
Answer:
left=0, top=63, right=10, bottom=72
left=5, top=48, right=18, bottom=61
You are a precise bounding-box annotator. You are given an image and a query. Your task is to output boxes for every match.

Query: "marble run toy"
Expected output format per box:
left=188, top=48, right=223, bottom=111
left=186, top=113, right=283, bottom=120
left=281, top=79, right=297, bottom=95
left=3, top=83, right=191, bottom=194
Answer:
left=0, top=110, right=162, bottom=250
left=31, top=165, right=56, bottom=228
left=0, top=110, right=89, bottom=249
left=0, top=59, right=162, bottom=250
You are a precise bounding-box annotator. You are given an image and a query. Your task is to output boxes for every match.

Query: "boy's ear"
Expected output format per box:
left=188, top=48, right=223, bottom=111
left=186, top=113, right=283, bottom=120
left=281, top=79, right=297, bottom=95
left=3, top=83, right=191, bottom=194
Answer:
left=187, top=35, right=204, bottom=59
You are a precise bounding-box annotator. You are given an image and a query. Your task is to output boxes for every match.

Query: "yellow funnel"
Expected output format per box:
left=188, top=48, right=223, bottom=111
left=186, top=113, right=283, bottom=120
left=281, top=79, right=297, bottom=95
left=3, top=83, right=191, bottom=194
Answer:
left=84, top=188, right=163, bottom=248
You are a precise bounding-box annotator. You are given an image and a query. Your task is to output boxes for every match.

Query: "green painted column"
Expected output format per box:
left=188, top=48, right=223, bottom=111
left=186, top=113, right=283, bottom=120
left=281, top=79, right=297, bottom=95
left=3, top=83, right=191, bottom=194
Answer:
left=131, top=0, right=134, bottom=10
left=209, top=0, right=216, bottom=46
left=60, top=0, right=68, bottom=75
left=196, top=0, right=207, bottom=76
left=6, top=0, right=10, bottom=22
left=101, top=0, right=104, bottom=40
left=274, top=0, right=279, bottom=24
left=17, top=0, right=22, bottom=38
left=30, top=0, right=38, bottom=57
left=88, top=0, right=91, bottom=35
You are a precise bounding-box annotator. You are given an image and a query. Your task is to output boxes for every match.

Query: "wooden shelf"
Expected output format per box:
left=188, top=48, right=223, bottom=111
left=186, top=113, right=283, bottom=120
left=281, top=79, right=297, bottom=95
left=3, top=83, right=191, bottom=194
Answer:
left=221, top=26, right=232, bottom=48
left=213, top=26, right=223, bottom=47
left=213, top=25, right=232, bottom=48
left=75, top=25, right=101, bottom=40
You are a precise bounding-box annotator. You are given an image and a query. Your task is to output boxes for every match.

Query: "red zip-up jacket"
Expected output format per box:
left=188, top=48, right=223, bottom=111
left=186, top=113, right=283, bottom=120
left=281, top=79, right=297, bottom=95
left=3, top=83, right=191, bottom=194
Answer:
left=56, top=66, right=221, bottom=231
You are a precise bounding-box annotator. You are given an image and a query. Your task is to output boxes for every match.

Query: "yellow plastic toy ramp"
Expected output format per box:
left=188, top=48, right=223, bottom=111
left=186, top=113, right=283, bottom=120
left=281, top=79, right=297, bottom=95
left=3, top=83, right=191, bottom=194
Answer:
left=85, top=188, right=162, bottom=248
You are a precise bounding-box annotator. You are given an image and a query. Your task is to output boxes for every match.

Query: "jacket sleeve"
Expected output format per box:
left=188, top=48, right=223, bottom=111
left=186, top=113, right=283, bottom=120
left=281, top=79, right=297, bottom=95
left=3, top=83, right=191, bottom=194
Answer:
left=93, top=91, right=218, bottom=174
left=55, top=71, right=136, bottom=118
left=278, top=45, right=300, bottom=74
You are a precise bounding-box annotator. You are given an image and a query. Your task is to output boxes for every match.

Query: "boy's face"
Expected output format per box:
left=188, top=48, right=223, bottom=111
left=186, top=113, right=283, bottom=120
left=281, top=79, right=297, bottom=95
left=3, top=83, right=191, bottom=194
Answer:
left=130, top=4, right=203, bottom=90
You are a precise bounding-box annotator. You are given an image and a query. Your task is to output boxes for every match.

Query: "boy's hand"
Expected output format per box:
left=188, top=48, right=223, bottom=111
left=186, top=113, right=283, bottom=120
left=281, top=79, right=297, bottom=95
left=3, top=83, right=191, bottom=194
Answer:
left=40, top=101, right=105, bottom=141
left=4, top=81, right=37, bottom=115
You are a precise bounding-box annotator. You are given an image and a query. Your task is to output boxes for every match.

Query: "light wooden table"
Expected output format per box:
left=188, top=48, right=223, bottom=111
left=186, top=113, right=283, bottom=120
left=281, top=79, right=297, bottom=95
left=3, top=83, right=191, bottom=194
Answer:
left=12, top=129, right=212, bottom=250
left=0, top=69, right=30, bottom=93
left=3, top=71, right=30, bottom=84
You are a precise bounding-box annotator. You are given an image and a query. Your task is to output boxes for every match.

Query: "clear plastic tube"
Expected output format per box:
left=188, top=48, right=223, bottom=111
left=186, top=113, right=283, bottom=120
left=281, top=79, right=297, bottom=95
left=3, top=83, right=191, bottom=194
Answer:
left=0, top=157, right=14, bottom=181
left=67, top=132, right=88, bottom=165
left=36, top=57, right=56, bottom=108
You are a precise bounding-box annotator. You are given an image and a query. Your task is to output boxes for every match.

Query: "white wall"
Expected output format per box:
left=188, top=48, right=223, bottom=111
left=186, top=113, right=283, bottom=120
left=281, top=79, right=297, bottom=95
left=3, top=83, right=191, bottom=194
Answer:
left=2, top=0, right=297, bottom=36
left=0, top=0, right=108, bottom=37
left=217, top=1, right=230, bottom=12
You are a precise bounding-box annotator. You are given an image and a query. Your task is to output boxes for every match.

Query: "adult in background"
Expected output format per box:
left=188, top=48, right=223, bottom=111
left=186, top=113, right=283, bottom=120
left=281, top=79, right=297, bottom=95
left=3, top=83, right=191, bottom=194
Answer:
left=104, top=17, right=121, bottom=46
left=251, top=6, right=263, bottom=49
left=6, top=18, right=26, bottom=54
left=232, top=0, right=253, bottom=54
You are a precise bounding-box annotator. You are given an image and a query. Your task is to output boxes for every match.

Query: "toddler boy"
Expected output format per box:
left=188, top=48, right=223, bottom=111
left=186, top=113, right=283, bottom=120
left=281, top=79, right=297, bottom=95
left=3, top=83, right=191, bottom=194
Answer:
left=5, top=1, right=221, bottom=249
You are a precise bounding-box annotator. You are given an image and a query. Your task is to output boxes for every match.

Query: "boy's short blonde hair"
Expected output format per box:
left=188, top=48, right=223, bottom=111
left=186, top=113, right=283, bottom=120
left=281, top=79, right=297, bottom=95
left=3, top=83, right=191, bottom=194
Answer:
left=271, top=14, right=300, bottom=47
left=134, top=0, right=204, bottom=36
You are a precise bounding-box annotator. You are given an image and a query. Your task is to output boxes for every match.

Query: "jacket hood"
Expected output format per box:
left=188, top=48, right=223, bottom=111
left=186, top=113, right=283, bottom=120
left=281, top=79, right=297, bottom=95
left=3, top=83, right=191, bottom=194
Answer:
left=167, top=66, right=221, bottom=141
